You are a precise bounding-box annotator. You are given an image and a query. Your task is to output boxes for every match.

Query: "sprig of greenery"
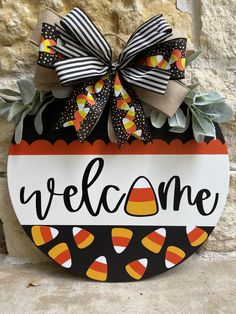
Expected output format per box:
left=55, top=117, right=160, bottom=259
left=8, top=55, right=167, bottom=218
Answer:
left=0, top=79, right=54, bottom=143
left=149, top=90, right=234, bottom=142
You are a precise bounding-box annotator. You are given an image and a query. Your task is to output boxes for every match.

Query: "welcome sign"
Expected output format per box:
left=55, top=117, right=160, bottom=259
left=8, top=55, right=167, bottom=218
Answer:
left=8, top=133, right=229, bottom=282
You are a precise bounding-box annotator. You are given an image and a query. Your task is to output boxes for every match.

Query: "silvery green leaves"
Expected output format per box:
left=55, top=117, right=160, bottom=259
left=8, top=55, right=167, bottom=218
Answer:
left=0, top=79, right=54, bottom=143
left=149, top=90, right=233, bottom=143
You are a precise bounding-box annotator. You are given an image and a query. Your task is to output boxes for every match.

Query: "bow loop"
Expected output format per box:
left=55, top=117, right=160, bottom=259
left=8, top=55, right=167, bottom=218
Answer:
left=119, top=14, right=172, bottom=68
left=120, top=66, right=171, bottom=94
left=60, top=7, right=112, bottom=65
left=54, top=56, right=109, bottom=86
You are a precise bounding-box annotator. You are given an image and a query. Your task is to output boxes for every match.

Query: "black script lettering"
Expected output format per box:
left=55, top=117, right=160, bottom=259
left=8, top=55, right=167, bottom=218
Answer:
left=20, top=178, right=63, bottom=220
left=158, top=176, right=219, bottom=215
left=20, top=158, right=126, bottom=220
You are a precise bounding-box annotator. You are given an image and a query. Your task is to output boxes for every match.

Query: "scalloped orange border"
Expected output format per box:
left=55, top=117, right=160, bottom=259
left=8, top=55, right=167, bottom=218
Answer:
left=8, top=139, right=228, bottom=155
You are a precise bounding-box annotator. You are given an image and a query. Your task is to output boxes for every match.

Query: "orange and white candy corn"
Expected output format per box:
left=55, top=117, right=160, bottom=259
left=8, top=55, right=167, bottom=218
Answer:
left=176, top=58, right=186, bottom=71
left=125, top=176, right=158, bottom=216
left=48, top=243, right=72, bottom=268
left=125, top=258, right=148, bottom=280
left=122, top=118, right=137, bottom=135
left=165, top=246, right=185, bottom=269
left=95, top=80, right=105, bottom=93
left=169, top=49, right=182, bottom=64
left=142, top=228, right=166, bottom=253
left=73, top=227, right=94, bottom=249
left=114, top=73, right=122, bottom=97
left=125, top=106, right=136, bottom=121
left=112, top=228, right=133, bottom=254
left=63, top=107, right=90, bottom=131
left=186, top=226, right=208, bottom=247
left=31, top=226, right=59, bottom=246
left=86, top=256, right=108, bottom=281
left=40, top=37, right=57, bottom=54
left=117, top=99, right=130, bottom=110
left=146, top=55, right=163, bottom=67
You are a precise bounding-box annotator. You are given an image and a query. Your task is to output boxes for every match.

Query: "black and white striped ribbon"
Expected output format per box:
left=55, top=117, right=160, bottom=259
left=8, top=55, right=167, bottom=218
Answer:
left=120, top=66, right=171, bottom=94
left=59, top=7, right=112, bottom=65
left=119, top=14, right=172, bottom=68
left=54, top=56, right=109, bottom=86
left=51, top=7, right=173, bottom=93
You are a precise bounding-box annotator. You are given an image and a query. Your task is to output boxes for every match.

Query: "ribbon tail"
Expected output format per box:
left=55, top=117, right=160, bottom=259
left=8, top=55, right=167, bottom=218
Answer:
left=110, top=72, right=152, bottom=146
left=56, top=74, right=112, bottom=142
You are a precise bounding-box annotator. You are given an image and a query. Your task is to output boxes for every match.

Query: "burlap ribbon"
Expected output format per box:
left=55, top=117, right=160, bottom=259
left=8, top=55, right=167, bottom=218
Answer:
left=31, top=7, right=189, bottom=145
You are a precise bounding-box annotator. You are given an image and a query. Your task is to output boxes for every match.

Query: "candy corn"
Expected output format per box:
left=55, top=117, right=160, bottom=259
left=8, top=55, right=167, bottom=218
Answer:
left=186, top=226, right=208, bottom=247
left=146, top=55, right=163, bottom=67
left=39, top=37, right=57, bottom=54
left=95, top=80, right=105, bottom=93
left=31, top=226, right=59, bottom=246
left=176, top=58, right=186, bottom=71
left=73, top=227, right=94, bottom=249
left=132, top=129, right=142, bottom=139
left=125, top=176, right=158, bottom=216
left=125, top=258, right=148, bottom=280
left=157, top=59, right=171, bottom=70
left=125, top=107, right=135, bottom=121
left=169, top=49, right=182, bottom=65
left=48, top=243, right=72, bottom=268
left=112, top=228, right=133, bottom=253
left=86, top=256, right=108, bottom=281
left=165, top=246, right=185, bottom=269
left=86, top=85, right=96, bottom=95
left=117, top=99, right=130, bottom=110
left=122, top=118, right=137, bottom=135
left=114, top=73, right=122, bottom=97
left=142, top=228, right=166, bottom=253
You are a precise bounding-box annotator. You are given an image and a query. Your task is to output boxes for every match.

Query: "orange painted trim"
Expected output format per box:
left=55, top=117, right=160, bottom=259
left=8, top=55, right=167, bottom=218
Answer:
left=8, top=139, right=228, bottom=156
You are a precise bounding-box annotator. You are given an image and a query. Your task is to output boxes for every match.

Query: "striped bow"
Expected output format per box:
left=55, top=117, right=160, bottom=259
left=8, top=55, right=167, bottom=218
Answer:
left=37, top=7, right=187, bottom=145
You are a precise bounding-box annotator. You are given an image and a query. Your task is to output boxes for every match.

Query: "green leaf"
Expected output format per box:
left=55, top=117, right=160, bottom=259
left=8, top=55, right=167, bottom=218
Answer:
left=14, top=108, right=31, bottom=144
left=150, top=110, right=167, bottom=128
left=196, top=102, right=234, bottom=123
left=7, top=102, right=26, bottom=121
left=193, top=133, right=205, bottom=143
left=191, top=108, right=216, bottom=138
left=141, top=101, right=153, bottom=117
left=0, top=88, right=20, bottom=97
left=170, top=108, right=190, bottom=133
left=195, top=91, right=225, bottom=106
left=34, top=97, right=55, bottom=134
left=168, top=107, right=186, bottom=128
left=17, top=79, right=36, bottom=105
left=186, top=50, right=201, bottom=67
left=187, top=83, right=200, bottom=91
left=0, top=102, right=13, bottom=115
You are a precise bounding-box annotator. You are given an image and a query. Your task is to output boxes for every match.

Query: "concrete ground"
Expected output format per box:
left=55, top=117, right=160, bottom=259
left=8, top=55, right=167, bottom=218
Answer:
left=0, top=253, right=235, bottom=314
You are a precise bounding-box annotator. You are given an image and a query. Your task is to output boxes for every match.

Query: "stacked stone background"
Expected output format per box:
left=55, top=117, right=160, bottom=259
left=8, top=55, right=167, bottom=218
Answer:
left=0, top=0, right=235, bottom=261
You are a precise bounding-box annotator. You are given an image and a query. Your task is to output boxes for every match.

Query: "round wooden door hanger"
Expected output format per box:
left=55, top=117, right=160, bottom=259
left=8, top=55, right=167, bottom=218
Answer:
left=8, top=103, right=229, bottom=282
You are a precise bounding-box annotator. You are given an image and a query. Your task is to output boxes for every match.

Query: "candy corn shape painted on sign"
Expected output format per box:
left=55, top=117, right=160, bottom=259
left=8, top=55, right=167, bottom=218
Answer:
left=186, top=226, right=208, bottom=247
left=165, top=246, right=186, bottom=269
left=73, top=227, right=94, bottom=249
left=112, top=228, right=133, bottom=254
left=125, top=258, right=148, bottom=280
left=48, top=243, right=72, bottom=268
left=86, top=256, right=108, bottom=282
left=31, top=226, right=59, bottom=246
left=142, top=228, right=166, bottom=253
left=125, top=176, right=158, bottom=216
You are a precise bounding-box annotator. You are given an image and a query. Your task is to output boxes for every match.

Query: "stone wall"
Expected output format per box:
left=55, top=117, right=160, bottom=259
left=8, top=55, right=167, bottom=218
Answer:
left=0, top=0, right=235, bottom=260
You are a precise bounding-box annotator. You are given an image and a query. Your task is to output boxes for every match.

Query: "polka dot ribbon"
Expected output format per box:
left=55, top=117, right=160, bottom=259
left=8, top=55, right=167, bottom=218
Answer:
left=37, top=7, right=187, bottom=146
